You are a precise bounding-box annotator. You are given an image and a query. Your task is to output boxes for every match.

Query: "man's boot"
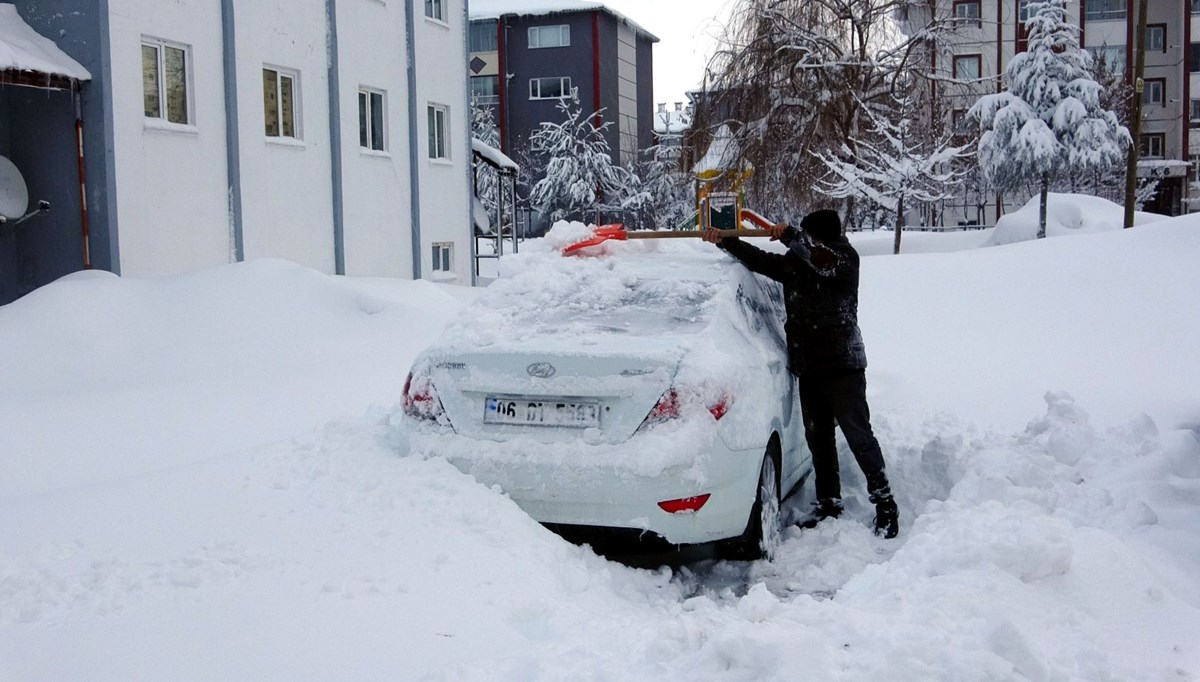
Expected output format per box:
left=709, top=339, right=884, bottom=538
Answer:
left=872, top=497, right=899, bottom=538
left=796, top=497, right=843, bottom=529
left=867, top=475, right=899, bottom=539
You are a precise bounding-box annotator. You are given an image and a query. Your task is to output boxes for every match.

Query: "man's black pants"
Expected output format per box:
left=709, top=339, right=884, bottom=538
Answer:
left=797, top=369, right=889, bottom=502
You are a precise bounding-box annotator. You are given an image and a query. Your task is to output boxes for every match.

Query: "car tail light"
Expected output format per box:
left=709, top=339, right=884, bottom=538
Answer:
left=640, top=387, right=731, bottom=430
left=645, top=389, right=680, bottom=424
left=403, top=369, right=450, bottom=426
left=658, top=494, right=711, bottom=514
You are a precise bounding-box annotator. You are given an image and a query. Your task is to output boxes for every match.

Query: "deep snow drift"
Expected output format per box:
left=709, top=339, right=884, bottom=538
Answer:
left=1, top=210, right=1198, bottom=681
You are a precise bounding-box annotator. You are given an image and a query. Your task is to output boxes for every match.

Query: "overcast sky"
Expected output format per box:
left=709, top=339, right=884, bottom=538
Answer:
left=600, top=0, right=738, bottom=107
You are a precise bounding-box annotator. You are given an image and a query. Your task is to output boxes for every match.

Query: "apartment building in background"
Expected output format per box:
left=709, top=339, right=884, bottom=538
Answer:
left=1, top=0, right=471, bottom=305
left=467, top=0, right=658, bottom=169
left=902, top=0, right=1197, bottom=225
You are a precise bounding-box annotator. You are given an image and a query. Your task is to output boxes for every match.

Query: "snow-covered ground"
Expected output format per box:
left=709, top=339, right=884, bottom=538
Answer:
left=1, top=202, right=1198, bottom=681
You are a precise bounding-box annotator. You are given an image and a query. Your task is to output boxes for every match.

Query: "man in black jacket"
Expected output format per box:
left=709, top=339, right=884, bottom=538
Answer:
left=702, top=210, right=899, bottom=538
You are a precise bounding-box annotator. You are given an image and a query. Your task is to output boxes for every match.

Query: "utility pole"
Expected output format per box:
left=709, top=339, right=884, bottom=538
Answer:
left=1123, top=0, right=1148, bottom=229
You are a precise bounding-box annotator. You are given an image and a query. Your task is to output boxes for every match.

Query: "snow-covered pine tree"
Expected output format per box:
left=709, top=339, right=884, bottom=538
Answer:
left=815, top=95, right=967, bottom=254
left=528, top=90, right=648, bottom=224
left=633, top=140, right=694, bottom=230
left=969, top=0, right=1128, bottom=238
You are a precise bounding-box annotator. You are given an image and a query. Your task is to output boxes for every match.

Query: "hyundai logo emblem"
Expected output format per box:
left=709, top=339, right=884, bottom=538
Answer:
left=526, top=362, right=556, bottom=378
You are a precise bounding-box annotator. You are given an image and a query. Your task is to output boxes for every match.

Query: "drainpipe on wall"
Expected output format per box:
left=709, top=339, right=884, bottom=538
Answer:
left=326, top=0, right=346, bottom=275
left=73, top=83, right=91, bottom=269
left=464, top=0, right=476, bottom=286
left=220, top=0, right=244, bottom=262
left=406, top=0, right=423, bottom=280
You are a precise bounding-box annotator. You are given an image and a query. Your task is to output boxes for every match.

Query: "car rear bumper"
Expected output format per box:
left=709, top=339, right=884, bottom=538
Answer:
left=443, top=439, right=765, bottom=548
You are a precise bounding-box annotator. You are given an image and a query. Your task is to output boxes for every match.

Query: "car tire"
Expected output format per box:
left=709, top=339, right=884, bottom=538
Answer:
left=722, top=453, right=782, bottom=561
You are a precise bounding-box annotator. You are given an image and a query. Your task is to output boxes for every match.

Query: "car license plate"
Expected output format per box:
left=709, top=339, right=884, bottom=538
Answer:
left=484, top=396, right=601, bottom=428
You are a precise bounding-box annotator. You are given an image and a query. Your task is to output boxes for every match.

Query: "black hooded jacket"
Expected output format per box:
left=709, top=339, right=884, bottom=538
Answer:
left=718, top=223, right=868, bottom=376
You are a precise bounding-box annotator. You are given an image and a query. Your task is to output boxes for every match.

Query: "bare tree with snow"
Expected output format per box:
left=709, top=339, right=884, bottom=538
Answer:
left=815, top=95, right=968, bottom=253
left=969, top=0, right=1128, bottom=238
left=692, top=0, right=951, bottom=222
left=528, top=90, right=649, bottom=225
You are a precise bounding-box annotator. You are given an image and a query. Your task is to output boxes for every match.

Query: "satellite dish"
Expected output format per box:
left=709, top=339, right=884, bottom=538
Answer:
left=0, top=155, right=30, bottom=219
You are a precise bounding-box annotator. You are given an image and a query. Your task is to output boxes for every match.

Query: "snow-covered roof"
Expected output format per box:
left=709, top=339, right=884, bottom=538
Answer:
left=653, top=109, right=691, bottom=135
left=469, top=0, right=658, bottom=42
left=472, top=137, right=519, bottom=171
left=0, top=4, right=91, bottom=82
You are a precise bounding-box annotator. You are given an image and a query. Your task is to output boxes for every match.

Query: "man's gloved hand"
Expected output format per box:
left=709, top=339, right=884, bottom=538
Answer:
left=789, top=230, right=812, bottom=260
left=701, top=227, right=725, bottom=244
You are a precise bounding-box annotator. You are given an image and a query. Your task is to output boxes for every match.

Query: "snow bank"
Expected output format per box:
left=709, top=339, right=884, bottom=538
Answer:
left=986, top=192, right=1167, bottom=246
left=1, top=209, right=1198, bottom=680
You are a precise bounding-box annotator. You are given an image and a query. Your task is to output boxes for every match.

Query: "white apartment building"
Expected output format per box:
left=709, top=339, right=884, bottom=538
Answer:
left=902, top=0, right=1197, bottom=225
left=1, top=0, right=472, bottom=304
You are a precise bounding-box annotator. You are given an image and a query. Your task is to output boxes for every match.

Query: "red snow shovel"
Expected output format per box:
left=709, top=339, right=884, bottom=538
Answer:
left=563, top=224, right=775, bottom=256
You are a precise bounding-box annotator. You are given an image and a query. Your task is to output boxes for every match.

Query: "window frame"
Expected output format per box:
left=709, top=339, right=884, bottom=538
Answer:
left=1139, top=133, right=1165, bottom=159
left=470, top=75, right=499, bottom=104
left=1085, top=0, right=1126, bottom=21
left=424, top=0, right=445, bottom=22
left=141, top=37, right=193, bottom=126
left=952, top=0, right=982, bottom=28
left=528, top=24, right=570, bottom=49
left=529, top=76, right=572, bottom=100
left=1190, top=99, right=1200, bottom=126
left=1088, top=44, right=1126, bottom=73
left=262, top=66, right=301, bottom=140
left=431, top=242, right=453, bottom=272
left=952, top=54, right=982, bottom=80
left=1146, top=24, right=1167, bottom=53
left=1142, top=78, right=1166, bottom=107
left=470, top=19, right=498, bottom=52
left=358, top=87, right=387, bottom=152
left=427, top=103, right=450, bottom=160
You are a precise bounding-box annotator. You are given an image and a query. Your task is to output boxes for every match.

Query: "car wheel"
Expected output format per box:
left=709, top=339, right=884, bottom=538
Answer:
left=723, top=454, right=782, bottom=561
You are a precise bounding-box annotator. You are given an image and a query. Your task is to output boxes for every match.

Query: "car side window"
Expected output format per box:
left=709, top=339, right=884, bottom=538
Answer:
left=735, top=277, right=787, bottom=353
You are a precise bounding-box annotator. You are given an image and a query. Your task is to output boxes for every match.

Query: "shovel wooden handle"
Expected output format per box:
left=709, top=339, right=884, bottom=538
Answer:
left=624, top=229, right=774, bottom=239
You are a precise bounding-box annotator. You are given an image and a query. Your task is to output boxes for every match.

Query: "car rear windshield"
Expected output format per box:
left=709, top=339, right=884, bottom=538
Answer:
left=514, top=276, right=718, bottom=338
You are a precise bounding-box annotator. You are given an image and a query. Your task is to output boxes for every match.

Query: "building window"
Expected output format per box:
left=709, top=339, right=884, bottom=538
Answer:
left=529, top=25, right=570, bottom=48
left=263, top=68, right=299, bottom=139
left=1146, top=24, right=1166, bottom=53
left=471, top=76, right=499, bottom=103
left=470, top=19, right=498, bottom=52
left=1191, top=99, right=1200, bottom=126
left=1018, top=0, right=1031, bottom=23
left=952, top=54, right=981, bottom=80
left=1088, top=45, right=1126, bottom=73
left=1142, top=78, right=1165, bottom=107
left=142, top=38, right=190, bottom=125
left=1139, top=134, right=1165, bottom=158
left=952, top=1, right=981, bottom=27
left=359, top=88, right=386, bottom=151
left=1192, top=43, right=1200, bottom=72
left=1194, top=0, right=1200, bottom=15
left=432, top=242, right=453, bottom=272
left=1085, top=0, right=1126, bottom=21
left=529, top=76, right=571, bottom=100
left=428, top=104, right=449, bottom=159
left=424, top=0, right=444, bottom=21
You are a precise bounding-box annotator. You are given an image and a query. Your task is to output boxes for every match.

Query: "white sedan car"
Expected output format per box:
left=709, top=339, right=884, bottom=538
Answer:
left=403, top=225, right=811, bottom=562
